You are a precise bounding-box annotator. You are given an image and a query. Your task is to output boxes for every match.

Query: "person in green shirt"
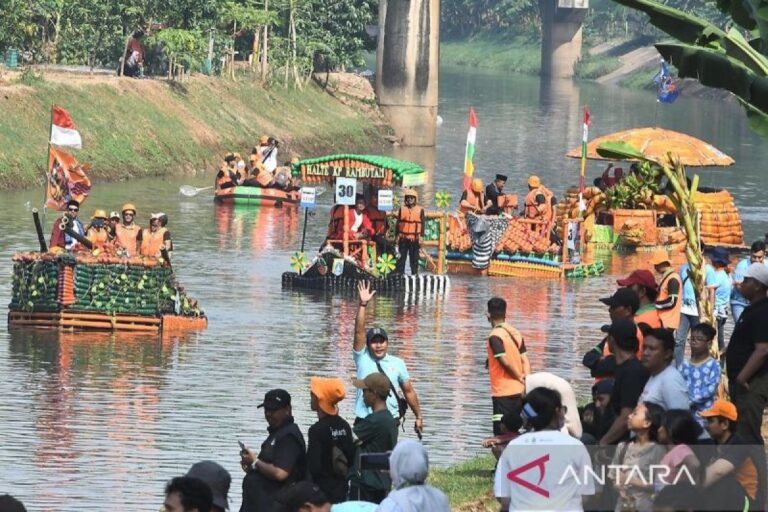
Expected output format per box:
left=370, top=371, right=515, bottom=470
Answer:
left=348, top=373, right=398, bottom=504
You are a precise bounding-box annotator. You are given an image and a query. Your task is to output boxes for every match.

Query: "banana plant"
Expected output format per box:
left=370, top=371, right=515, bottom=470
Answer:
left=597, top=141, right=714, bottom=325
left=610, top=0, right=768, bottom=138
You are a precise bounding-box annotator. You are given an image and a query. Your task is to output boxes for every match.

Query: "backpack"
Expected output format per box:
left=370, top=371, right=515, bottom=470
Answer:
left=331, top=445, right=349, bottom=477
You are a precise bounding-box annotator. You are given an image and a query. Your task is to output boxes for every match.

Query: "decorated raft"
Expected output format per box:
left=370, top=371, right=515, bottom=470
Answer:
left=214, top=185, right=300, bottom=207
left=9, top=252, right=207, bottom=333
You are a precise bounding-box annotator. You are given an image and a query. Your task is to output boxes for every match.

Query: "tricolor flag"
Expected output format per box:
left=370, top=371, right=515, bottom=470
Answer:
left=50, top=105, right=82, bottom=149
left=462, top=107, right=477, bottom=191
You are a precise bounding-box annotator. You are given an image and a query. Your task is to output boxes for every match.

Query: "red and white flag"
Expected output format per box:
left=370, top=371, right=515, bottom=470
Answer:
left=50, top=106, right=82, bottom=149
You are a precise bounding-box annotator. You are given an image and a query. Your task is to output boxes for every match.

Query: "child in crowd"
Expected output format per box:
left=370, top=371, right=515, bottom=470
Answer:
left=481, top=411, right=523, bottom=460
left=657, top=410, right=702, bottom=491
left=680, top=323, right=721, bottom=433
left=610, top=402, right=666, bottom=511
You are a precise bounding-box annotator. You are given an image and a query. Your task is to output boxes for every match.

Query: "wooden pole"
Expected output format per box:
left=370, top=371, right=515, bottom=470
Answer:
left=438, top=213, right=447, bottom=274
left=260, top=0, right=269, bottom=81
left=42, top=104, right=55, bottom=224
left=343, top=205, right=349, bottom=256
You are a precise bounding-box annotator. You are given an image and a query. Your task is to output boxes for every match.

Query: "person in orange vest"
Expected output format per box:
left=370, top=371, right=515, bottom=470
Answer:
left=486, top=297, right=530, bottom=435
left=215, top=154, right=239, bottom=190
left=140, top=213, right=172, bottom=259
left=366, top=193, right=389, bottom=257
left=651, top=250, right=682, bottom=330
left=114, top=203, right=142, bottom=256
left=395, top=189, right=425, bottom=275
left=459, top=178, right=490, bottom=214
left=85, top=209, right=111, bottom=247
left=617, top=269, right=663, bottom=328
left=523, top=175, right=555, bottom=225
left=245, top=158, right=274, bottom=188
left=108, top=211, right=120, bottom=241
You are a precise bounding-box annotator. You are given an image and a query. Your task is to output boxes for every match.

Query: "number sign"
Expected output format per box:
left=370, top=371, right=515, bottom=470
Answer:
left=335, top=177, right=357, bottom=206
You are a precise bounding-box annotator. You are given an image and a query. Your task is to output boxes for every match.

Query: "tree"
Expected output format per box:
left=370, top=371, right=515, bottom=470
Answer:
left=610, top=0, right=768, bottom=139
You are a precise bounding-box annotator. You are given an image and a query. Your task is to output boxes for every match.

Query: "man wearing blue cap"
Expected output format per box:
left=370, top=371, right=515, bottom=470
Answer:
left=354, top=281, right=423, bottom=437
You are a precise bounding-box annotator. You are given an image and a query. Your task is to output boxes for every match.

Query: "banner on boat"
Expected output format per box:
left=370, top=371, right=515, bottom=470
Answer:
left=305, top=162, right=386, bottom=180
left=46, top=147, right=92, bottom=211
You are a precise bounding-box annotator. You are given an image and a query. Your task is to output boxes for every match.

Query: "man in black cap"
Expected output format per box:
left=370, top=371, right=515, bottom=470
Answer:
left=485, top=174, right=508, bottom=210
left=186, top=461, right=231, bottom=512
left=240, top=389, right=307, bottom=512
left=598, top=319, right=649, bottom=445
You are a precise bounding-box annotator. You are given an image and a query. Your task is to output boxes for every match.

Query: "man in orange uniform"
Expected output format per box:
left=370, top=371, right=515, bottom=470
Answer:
left=617, top=269, right=663, bottom=328
left=486, top=297, right=530, bottom=435
left=523, top=175, right=555, bottom=224
left=114, top=203, right=142, bottom=256
left=365, top=194, right=389, bottom=257
left=651, top=250, right=682, bottom=330
left=140, top=213, right=172, bottom=259
left=395, top=189, right=425, bottom=275
left=459, top=178, right=490, bottom=214
left=85, top=209, right=111, bottom=247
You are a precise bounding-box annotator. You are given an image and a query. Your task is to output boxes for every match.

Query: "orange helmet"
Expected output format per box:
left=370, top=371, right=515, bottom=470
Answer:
left=471, top=178, right=484, bottom=193
left=122, top=203, right=137, bottom=214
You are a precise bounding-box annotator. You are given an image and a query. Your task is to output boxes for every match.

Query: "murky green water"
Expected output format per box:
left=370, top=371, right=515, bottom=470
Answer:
left=1, top=68, right=766, bottom=510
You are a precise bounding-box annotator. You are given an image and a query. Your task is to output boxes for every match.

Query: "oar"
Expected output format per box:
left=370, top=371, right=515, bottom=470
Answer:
left=179, top=185, right=214, bottom=197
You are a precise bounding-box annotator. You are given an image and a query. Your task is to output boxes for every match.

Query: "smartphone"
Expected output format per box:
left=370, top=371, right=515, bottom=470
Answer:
left=359, top=452, right=390, bottom=471
left=238, top=440, right=247, bottom=451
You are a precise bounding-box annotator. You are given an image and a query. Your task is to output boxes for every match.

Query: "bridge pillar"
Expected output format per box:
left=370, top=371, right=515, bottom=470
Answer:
left=376, top=0, right=439, bottom=147
left=539, top=0, right=588, bottom=78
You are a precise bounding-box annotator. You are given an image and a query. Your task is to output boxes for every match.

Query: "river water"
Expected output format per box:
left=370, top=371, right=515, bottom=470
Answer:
left=1, top=68, right=767, bottom=510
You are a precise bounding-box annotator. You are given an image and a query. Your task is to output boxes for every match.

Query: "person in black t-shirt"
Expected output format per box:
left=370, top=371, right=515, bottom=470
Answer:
left=306, top=377, right=355, bottom=504
left=599, top=318, right=649, bottom=445
left=240, top=389, right=307, bottom=512
left=724, top=264, right=768, bottom=445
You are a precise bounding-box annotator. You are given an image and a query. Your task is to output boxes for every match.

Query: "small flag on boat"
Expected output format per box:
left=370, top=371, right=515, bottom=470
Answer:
left=579, top=105, right=590, bottom=197
left=46, top=147, right=92, bottom=210
left=462, top=107, right=477, bottom=191
left=50, top=105, right=83, bottom=149
left=653, top=61, right=680, bottom=104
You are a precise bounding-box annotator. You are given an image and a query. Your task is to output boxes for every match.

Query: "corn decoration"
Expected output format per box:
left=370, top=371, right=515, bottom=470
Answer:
left=290, top=252, right=309, bottom=272
left=376, top=254, right=397, bottom=276
left=435, top=191, right=451, bottom=209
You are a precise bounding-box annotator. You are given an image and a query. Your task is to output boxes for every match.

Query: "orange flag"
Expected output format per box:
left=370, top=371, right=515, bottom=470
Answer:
left=46, top=147, right=92, bottom=211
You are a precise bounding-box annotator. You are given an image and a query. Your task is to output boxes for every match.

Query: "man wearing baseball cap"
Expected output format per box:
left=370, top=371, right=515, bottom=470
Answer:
left=701, top=399, right=765, bottom=508
left=353, top=282, right=423, bottom=435
left=725, top=262, right=768, bottom=446
left=307, top=377, right=355, bottom=503
left=650, top=249, right=682, bottom=330
left=616, top=269, right=662, bottom=329
left=240, top=389, right=307, bottom=512
left=348, top=373, right=398, bottom=503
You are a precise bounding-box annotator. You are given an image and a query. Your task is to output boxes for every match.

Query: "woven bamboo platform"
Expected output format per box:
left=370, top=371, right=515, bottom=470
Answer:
left=8, top=310, right=207, bottom=333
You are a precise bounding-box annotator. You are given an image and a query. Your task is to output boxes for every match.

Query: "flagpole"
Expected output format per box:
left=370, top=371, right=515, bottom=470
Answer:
left=42, top=104, right=55, bottom=225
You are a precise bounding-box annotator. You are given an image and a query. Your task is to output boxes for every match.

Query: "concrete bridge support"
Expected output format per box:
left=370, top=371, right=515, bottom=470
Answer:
left=539, top=0, right=588, bottom=78
left=376, top=0, right=440, bottom=147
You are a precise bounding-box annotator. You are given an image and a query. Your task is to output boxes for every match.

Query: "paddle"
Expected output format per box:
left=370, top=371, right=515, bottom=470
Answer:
left=179, top=185, right=214, bottom=197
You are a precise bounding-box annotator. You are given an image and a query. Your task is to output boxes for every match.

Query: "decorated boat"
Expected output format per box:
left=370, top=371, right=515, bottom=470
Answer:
left=282, top=154, right=451, bottom=295
left=214, top=185, right=300, bottom=207
left=562, top=127, right=745, bottom=252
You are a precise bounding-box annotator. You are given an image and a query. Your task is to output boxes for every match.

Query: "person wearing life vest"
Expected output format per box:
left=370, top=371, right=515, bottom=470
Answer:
left=366, top=193, right=389, bottom=257
left=459, top=178, right=490, bottom=214
left=523, top=175, right=555, bottom=224
left=215, top=154, right=239, bottom=190
left=108, top=211, right=120, bottom=241
left=331, top=195, right=374, bottom=242
left=486, top=297, right=530, bottom=435
left=617, top=269, right=663, bottom=329
left=245, top=157, right=274, bottom=188
left=115, top=203, right=142, bottom=257
left=50, top=199, right=86, bottom=250
left=651, top=250, right=682, bottom=330
left=140, top=213, right=171, bottom=259
left=395, top=189, right=425, bottom=275
left=85, top=209, right=111, bottom=247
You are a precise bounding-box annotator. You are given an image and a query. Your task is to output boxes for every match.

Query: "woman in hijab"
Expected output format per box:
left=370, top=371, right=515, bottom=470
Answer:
left=376, top=440, right=449, bottom=512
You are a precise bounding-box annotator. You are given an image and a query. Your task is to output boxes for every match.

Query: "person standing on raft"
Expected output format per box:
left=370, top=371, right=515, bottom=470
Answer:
left=114, top=203, right=142, bottom=256
left=140, top=213, right=172, bottom=260
left=85, top=209, right=111, bottom=247
left=485, top=174, right=508, bottom=209
left=459, top=178, right=490, bottom=214
left=50, top=199, right=85, bottom=250
left=523, top=175, right=555, bottom=224
left=395, top=189, right=424, bottom=276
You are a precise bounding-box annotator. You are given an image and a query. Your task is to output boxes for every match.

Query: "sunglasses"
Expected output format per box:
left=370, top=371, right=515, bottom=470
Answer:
left=68, top=207, right=79, bottom=212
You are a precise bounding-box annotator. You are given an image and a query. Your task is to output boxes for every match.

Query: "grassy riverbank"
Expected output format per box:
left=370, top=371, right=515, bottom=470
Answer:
left=431, top=455, right=497, bottom=511
left=0, top=71, right=388, bottom=190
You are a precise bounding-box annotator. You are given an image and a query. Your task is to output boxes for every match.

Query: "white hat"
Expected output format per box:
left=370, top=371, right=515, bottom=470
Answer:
left=743, top=263, right=768, bottom=287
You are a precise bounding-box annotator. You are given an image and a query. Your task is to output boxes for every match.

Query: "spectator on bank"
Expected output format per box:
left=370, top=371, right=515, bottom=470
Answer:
left=354, top=282, right=423, bottom=436
left=610, top=402, right=666, bottom=511
left=676, top=259, right=716, bottom=367
left=599, top=319, right=649, bottom=445
left=377, top=439, right=450, bottom=512
left=525, top=372, right=582, bottom=438
left=709, top=248, right=733, bottom=355
left=680, top=323, right=720, bottom=431
left=580, top=379, right=613, bottom=444
left=701, top=399, right=765, bottom=509
left=731, top=240, right=767, bottom=323
left=307, top=377, right=355, bottom=504
left=617, top=269, right=662, bottom=328
left=638, top=327, right=690, bottom=411
left=163, top=476, right=213, bottom=512
left=185, top=461, right=230, bottom=512
left=0, top=495, right=27, bottom=512
left=494, top=388, right=594, bottom=512
left=486, top=296, right=530, bottom=435
left=481, top=410, right=523, bottom=460
left=240, top=389, right=307, bottom=512
left=124, top=30, right=145, bottom=78
left=275, top=481, right=378, bottom=512
left=657, top=410, right=702, bottom=489
left=348, top=373, right=398, bottom=504
left=583, top=288, right=641, bottom=379
left=653, top=483, right=700, bottom=512
left=724, top=263, right=768, bottom=445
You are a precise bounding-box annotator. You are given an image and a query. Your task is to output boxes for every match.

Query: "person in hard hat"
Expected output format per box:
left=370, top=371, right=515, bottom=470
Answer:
left=253, top=135, right=279, bottom=174
left=459, top=178, right=491, bottom=214
left=108, top=211, right=120, bottom=241
left=85, top=209, right=111, bottom=246
left=215, top=153, right=239, bottom=190
left=395, top=189, right=425, bottom=275
left=140, top=213, right=172, bottom=259
left=523, top=175, right=555, bottom=224
left=114, top=203, right=142, bottom=257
